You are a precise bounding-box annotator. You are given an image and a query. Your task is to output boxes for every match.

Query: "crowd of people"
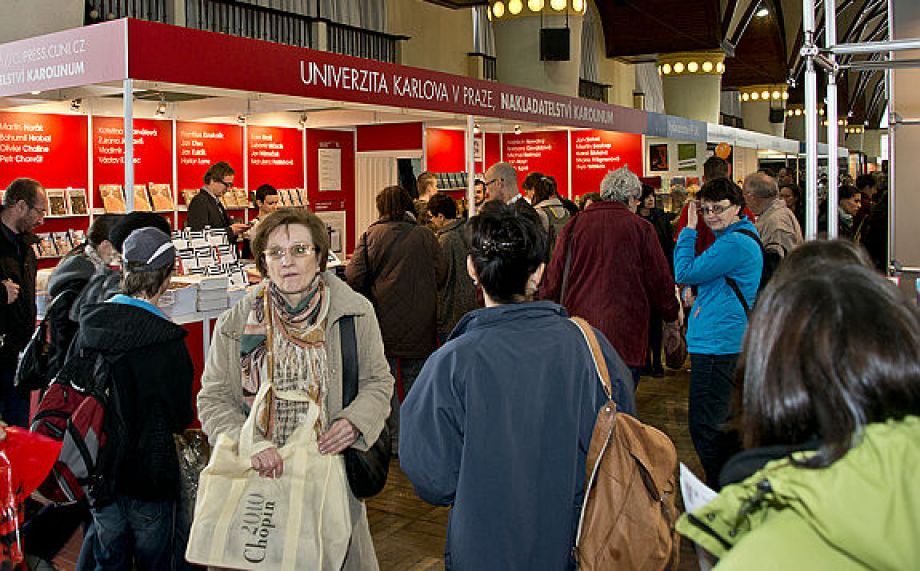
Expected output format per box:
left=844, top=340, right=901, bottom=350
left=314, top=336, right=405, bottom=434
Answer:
left=0, top=154, right=914, bottom=570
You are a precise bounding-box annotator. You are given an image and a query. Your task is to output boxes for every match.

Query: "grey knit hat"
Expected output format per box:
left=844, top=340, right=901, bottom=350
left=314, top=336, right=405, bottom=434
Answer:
left=122, top=227, right=175, bottom=272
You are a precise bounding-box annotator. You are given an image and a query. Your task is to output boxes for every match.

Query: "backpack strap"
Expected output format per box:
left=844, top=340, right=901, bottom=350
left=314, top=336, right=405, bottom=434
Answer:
left=339, top=315, right=359, bottom=407
left=569, top=317, right=611, bottom=400
left=569, top=316, right=618, bottom=558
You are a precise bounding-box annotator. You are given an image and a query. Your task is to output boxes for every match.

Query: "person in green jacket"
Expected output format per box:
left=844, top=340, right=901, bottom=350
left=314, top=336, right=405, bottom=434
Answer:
left=677, top=245, right=920, bottom=569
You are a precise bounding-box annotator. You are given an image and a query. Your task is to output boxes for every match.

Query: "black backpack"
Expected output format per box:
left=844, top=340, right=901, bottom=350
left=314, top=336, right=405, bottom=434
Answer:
left=724, top=228, right=781, bottom=316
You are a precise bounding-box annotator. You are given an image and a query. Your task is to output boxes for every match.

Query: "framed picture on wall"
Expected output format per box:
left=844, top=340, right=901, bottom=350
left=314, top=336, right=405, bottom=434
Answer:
left=678, top=144, right=697, bottom=171
left=649, top=144, right=669, bottom=172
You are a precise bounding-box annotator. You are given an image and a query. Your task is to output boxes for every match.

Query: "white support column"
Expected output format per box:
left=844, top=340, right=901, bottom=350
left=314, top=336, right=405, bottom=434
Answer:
left=825, top=0, right=839, bottom=238
left=466, top=115, right=476, bottom=216
left=803, top=0, right=819, bottom=240
left=124, top=78, right=135, bottom=212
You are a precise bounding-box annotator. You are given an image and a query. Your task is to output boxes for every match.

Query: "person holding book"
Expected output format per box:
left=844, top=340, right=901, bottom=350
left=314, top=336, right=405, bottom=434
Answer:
left=186, top=161, right=249, bottom=242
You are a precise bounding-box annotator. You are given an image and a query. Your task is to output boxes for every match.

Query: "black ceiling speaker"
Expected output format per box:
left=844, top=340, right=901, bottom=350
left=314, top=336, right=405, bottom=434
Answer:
left=769, top=108, right=786, bottom=123
left=540, top=28, right=570, bottom=61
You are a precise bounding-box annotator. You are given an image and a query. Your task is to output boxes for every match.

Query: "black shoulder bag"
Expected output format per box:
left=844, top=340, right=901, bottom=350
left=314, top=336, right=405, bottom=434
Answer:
left=339, top=315, right=391, bottom=499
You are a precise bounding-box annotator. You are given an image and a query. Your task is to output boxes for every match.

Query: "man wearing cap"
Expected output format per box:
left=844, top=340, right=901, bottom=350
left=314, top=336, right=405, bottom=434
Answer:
left=73, top=227, right=194, bottom=569
left=540, top=166, right=680, bottom=389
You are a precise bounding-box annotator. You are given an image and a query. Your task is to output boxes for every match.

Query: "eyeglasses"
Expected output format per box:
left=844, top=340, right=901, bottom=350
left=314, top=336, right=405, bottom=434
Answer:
left=484, top=178, right=500, bottom=187
left=29, top=203, right=47, bottom=216
left=218, top=179, right=234, bottom=189
left=699, top=203, right=732, bottom=215
left=263, top=243, right=317, bottom=261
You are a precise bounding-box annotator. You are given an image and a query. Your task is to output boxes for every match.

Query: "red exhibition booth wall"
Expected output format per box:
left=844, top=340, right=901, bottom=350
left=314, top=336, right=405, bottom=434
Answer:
left=0, top=111, right=90, bottom=243
left=306, top=128, right=356, bottom=254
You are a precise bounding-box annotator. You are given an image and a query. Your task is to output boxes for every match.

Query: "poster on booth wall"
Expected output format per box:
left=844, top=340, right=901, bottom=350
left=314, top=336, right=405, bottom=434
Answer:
left=318, top=147, right=342, bottom=191
left=649, top=144, right=669, bottom=172
left=678, top=144, right=698, bottom=171
left=315, top=210, right=346, bottom=255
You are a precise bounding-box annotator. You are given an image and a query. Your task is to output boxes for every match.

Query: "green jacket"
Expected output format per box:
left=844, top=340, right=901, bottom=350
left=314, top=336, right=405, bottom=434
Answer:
left=677, top=416, right=920, bottom=570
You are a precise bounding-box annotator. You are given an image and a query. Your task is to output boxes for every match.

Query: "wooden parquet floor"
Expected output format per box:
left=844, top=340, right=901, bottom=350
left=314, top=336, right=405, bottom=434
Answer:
left=54, top=367, right=704, bottom=571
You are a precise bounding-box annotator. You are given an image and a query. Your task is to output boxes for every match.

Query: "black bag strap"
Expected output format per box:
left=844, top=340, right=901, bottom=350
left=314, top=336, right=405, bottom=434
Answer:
left=559, top=213, right=579, bottom=305
left=365, top=223, right=415, bottom=292
left=340, top=315, right=359, bottom=407
left=724, top=228, right=761, bottom=317
left=724, top=277, right=751, bottom=317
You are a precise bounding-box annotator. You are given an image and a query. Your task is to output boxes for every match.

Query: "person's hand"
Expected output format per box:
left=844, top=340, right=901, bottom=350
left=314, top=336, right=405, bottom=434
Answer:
left=2, top=280, right=19, bottom=304
left=0, top=419, right=7, bottom=442
left=251, top=447, right=283, bottom=478
left=681, top=287, right=696, bottom=308
left=663, top=320, right=682, bottom=352
left=318, top=419, right=360, bottom=455
left=686, top=200, right=699, bottom=229
left=231, top=223, right=251, bottom=236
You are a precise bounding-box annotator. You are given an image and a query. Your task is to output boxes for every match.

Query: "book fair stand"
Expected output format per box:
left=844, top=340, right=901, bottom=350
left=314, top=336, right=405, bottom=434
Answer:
left=0, top=18, right=826, bottom=413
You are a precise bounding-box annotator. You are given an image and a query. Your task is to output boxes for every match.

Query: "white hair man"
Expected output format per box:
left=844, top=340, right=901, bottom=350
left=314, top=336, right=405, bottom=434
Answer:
left=743, top=172, right=803, bottom=258
left=540, top=166, right=680, bottom=391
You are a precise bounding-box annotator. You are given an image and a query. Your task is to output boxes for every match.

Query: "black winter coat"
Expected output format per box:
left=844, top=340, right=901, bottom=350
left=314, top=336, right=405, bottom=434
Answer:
left=73, top=302, right=194, bottom=501
left=0, top=219, right=37, bottom=370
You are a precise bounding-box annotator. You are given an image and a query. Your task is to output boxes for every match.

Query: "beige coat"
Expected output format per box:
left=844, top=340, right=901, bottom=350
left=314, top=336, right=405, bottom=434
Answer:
left=754, top=198, right=804, bottom=258
left=197, top=271, right=394, bottom=571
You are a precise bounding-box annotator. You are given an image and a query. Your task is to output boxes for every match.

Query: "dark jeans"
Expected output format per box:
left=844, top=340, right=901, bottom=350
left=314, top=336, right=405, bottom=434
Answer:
left=387, top=357, right=427, bottom=452
left=0, top=368, right=30, bottom=427
left=628, top=367, right=642, bottom=393
left=91, top=496, right=174, bottom=571
left=688, top=353, right=742, bottom=490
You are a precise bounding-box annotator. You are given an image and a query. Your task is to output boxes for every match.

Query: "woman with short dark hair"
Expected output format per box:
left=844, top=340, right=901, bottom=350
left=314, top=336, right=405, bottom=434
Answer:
left=674, top=177, right=763, bottom=489
left=678, top=255, right=920, bottom=568
left=400, top=202, right=635, bottom=570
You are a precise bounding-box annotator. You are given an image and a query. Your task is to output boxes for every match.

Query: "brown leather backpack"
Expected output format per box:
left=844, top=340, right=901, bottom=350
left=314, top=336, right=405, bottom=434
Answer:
left=571, top=317, right=680, bottom=571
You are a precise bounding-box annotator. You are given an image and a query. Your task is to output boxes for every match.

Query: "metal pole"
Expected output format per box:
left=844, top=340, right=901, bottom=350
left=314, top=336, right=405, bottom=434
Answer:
left=466, top=115, right=476, bottom=217
left=825, top=0, right=839, bottom=238
left=803, top=0, right=819, bottom=240
left=124, top=78, right=135, bottom=212
left=831, top=37, right=920, bottom=55
left=886, top=0, right=894, bottom=274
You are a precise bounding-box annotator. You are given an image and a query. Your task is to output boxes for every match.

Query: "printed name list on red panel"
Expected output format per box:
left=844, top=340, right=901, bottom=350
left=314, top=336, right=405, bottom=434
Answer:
left=178, top=126, right=229, bottom=166
left=0, top=118, right=52, bottom=164
left=95, top=125, right=160, bottom=165
left=250, top=132, right=294, bottom=167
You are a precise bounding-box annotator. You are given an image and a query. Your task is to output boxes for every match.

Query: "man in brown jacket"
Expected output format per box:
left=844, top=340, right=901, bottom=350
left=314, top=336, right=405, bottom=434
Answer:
left=346, top=186, right=446, bottom=449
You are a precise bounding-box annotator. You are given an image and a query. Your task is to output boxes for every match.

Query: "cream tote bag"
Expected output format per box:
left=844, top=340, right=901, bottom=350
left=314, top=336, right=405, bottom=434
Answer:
left=186, top=381, right=353, bottom=570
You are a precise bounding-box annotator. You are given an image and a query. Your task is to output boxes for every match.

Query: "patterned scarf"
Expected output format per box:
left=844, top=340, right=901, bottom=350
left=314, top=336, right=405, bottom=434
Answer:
left=240, top=274, right=331, bottom=446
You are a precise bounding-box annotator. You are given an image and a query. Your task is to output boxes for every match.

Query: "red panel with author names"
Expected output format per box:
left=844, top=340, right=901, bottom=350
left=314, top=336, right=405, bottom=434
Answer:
left=92, top=116, right=173, bottom=206
left=571, top=130, right=643, bottom=198
left=0, top=112, right=88, bottom=190
left=176, top=121, right=243, bottom=194
left=247, top=125, right=304, bottom=189
left=502, top=131, right=569, bottom=198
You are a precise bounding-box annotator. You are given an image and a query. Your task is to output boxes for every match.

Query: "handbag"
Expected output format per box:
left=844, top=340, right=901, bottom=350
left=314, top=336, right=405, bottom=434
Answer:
left=186, top=382, right=352, bottom=570
left=662, top=322, right=687, bottom=370
left=14, top=291, right=68, bottom=393
left=339, top=315, right=391, bottom=499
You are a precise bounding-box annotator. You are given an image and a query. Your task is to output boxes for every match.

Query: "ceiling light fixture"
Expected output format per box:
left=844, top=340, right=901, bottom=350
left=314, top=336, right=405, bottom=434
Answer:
left=70, top=98, right=82, bottom=112
left=514, top=125, right=522, bottom=135
left=155, top=95, right=167, bottom=116
left=756, top=7, right=769, bottom=17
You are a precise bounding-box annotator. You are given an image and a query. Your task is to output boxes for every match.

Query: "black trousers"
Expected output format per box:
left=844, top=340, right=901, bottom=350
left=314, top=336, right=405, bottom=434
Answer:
left=688, top=353, right=742, bottom=490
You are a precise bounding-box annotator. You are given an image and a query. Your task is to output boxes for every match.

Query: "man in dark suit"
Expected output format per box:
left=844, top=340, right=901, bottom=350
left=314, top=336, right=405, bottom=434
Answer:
left=186, top=161, right=249, bottom=242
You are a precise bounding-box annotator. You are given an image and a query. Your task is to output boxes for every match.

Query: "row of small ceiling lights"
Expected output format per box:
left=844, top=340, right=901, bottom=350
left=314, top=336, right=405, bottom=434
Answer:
left=741, top=90, right=789, bottom=102
left=489, top=0, right=586, bottom=19
left=658, top=61, right=725, bottom=75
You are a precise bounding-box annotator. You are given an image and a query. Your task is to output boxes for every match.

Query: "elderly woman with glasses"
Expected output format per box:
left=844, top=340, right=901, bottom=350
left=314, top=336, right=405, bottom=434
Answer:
left=674, top=177, right=763, bottom=490
left=197, top=207, right=394, bottom=569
